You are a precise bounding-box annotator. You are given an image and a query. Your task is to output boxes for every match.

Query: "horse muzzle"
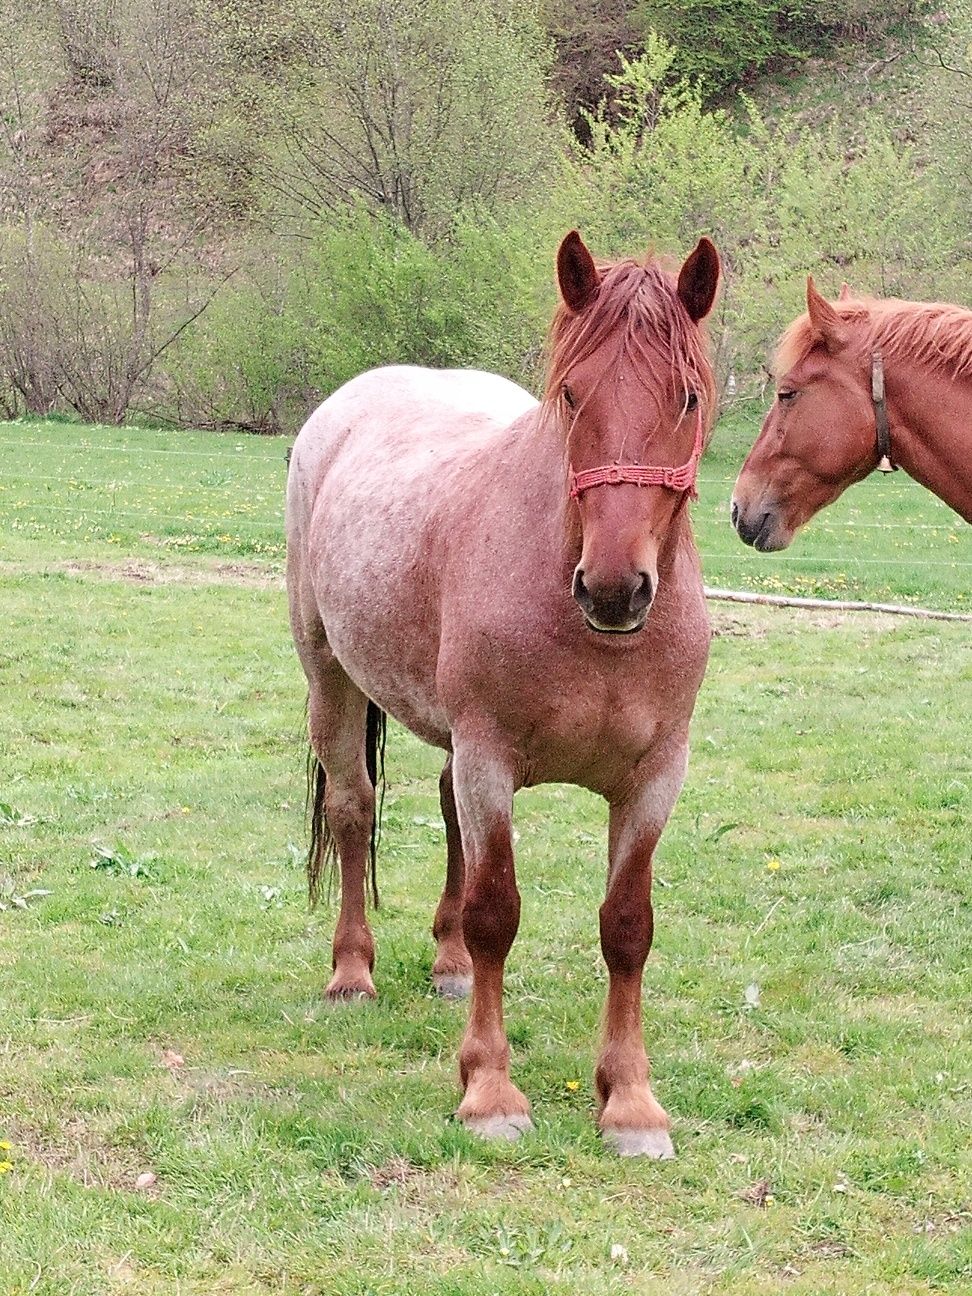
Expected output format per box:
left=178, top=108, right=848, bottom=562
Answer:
left=730, top=498, right=791, bottom=553
left=572, top=568, right=654, bottom=634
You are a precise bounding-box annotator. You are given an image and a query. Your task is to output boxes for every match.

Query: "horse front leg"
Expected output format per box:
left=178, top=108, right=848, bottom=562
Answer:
left=431, top=756, right=473, bottom=998
left=597, top=736, right=689, bottom=1158
left=450, top=738, right=532, bottom=1140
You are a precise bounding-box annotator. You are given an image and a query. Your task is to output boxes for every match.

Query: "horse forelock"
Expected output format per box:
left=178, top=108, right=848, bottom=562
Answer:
left=775, top=296, right=972, bottom=383
left=543, top=257, right=716, bottom=438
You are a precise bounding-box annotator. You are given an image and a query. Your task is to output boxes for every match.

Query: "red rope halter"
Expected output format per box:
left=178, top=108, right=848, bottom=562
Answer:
left=568, top=407, right=705, bottom=501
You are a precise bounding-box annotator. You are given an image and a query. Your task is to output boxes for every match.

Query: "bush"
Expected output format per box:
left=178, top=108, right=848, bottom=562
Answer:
left=295, top=208, right=556, bottom=395
left=633, top=0, right=936, bottom=96
left=165, top=206, right=560, bottom=432
left=162, top=264, right=305, bottom=434
left=565, top=39, right=968, bottom=387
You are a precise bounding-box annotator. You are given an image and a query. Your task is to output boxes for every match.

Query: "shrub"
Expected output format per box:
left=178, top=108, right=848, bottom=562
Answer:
left=165, top=206, right=559, bottom=433
left=295, top=208, right=556, bottom=396
left=565, top=39, right=968, bottom=387
left=633, top=0, right=937, bottom=97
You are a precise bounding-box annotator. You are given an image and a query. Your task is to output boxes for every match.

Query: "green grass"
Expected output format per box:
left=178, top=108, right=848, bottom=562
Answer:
left=0, top=414, right=970, bottom=1294
left=2, top=408, right=969, bottom=609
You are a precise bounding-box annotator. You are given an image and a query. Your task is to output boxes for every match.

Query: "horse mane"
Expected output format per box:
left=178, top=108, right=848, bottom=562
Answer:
left=544, top=256, right=716, bottom=433
left=775, top=294, right=972, bottom=382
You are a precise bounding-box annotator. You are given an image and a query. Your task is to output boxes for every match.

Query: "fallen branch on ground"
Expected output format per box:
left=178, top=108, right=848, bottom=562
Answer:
left=704, top=587, right=972, bottom=623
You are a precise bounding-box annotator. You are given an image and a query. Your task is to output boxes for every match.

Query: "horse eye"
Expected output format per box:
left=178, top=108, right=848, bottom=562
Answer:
left=562, top=385, right=576, bottom=409
left=778, top=389, right=798, bottom=403
left=684, top=392, right=698, bottom=412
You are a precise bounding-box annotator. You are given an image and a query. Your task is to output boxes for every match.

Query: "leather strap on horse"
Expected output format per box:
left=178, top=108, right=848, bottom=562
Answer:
left=871, top=350, right=896, bottom=474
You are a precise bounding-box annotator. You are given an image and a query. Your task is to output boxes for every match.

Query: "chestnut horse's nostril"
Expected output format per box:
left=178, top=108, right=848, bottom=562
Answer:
left=573, top=566, right=652, bottom=630
left=730, top=499, right=739, bottom=527
left=630, top=572, right=654, bottom=614
left=734, top=508, right=771, bottom=548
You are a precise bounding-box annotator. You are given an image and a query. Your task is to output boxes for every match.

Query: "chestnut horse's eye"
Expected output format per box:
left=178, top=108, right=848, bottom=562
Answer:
left=777, top=389, right=798, bottom=404
left=562, top=385, right=576, bottom=409
left=684, top=392, right=698, bottom=413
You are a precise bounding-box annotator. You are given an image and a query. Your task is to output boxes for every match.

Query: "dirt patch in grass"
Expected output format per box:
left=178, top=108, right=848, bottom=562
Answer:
left=11, top=1116, right=155, bottom=1194
left=709, top=603, right=907, bottom=636
left=62, top=557, right=283, bottom=588
left=710, top=611, right=769, bottom=639
left=364, top=1162, right=469, bottom=1225
left=369, top=1156, right=424, bottom=1191
left=0, top=556, right=284, bottom=588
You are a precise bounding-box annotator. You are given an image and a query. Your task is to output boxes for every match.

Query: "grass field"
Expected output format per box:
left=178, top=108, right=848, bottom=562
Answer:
left=1, top=405, right=970, bottom=608
left=0, top=411, right=970, bottom=1295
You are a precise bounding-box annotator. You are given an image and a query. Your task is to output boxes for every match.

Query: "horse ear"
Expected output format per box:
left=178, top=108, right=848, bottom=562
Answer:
left=556, top=230, right=600, bottom=313
left=677, top=236, right=720, bottom=322
left=806, top=276, right=850, bottom=353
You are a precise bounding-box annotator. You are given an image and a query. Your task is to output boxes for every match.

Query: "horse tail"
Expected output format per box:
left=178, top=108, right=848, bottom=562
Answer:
left=305, top=744, right=334, bottom=908
left=306, top=700, right=387, bottom=908
left=364, top=701, right=387, bottom=907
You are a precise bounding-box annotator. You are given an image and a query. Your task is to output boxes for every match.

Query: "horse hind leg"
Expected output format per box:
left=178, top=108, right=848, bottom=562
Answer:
left=306, top=663, right=380, bottom=1000
left=431, top=756, right=473, bottom=999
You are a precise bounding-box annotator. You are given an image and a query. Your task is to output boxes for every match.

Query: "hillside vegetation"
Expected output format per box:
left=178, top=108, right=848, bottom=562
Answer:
left=0, top=0, right=969, bottom=431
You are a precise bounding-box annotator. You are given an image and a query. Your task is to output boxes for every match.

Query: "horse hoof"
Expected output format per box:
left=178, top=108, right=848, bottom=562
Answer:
left=324, top=976, right=376, bottom=1001
left=602, top=1126, right=675, bottom=1160
left=463, top=1112, right=534, bottom=1142
left=433, top=972, right=472, bottom=999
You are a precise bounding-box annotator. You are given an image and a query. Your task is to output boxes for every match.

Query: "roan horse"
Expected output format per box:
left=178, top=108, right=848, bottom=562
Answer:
left=732, top=277, right=972, bottom=549
left=286, top=230, right=720, bottom=1156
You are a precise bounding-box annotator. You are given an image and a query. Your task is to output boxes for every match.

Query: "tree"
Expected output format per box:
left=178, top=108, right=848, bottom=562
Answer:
left=540, top=0, right=641, bottom=138
left=633, top=0, right=938, bottom=98
left=261, top=0, right=559, bottom=238
left=0, top=0, right=237, bottom=421
left=569, top=39, right=966, bottom=384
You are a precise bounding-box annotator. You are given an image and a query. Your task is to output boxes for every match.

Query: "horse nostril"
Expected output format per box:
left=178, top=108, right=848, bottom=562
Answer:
left=730, top=499, right=739, bottom=527
left=630, top=572, right=654, bottom=613
left=734, top=508, right=771, bottom=549
left=572, top=568, right=592, bottom=610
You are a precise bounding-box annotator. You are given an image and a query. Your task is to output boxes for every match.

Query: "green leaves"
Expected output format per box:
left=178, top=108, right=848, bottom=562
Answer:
left=633, top=0, right=937, bottom=97
left=89, top=841, right=160, bottom=880
left=0, top=803, right=37, bottom=827
left=571, top=39, right=968, bottom=383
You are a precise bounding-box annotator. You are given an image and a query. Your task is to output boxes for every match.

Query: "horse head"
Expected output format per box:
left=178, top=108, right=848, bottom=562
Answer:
left=549, top=231, right=720, bottom=633
left=732, top=278, right=883, bottom=551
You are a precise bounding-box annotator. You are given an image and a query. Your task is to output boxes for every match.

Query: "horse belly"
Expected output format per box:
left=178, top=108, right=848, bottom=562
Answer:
left=309, top=511, right=451, bottom=744
left=291, top=368, right=535, bottom=746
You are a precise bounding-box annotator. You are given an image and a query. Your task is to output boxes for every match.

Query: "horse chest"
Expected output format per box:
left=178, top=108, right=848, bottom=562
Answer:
left=443, top=609, right=708, bottom=791
left=544, top=655, right=700, bottom=776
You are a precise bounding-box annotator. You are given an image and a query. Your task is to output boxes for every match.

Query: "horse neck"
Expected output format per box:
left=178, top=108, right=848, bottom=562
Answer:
left=886, top=362, right=972, bottom=523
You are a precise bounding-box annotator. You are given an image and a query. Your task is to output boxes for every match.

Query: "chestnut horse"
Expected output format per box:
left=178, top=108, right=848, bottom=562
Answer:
left=286, top=230, right=720, bottom=1156
left=733, top=278, right=972, bottom=550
